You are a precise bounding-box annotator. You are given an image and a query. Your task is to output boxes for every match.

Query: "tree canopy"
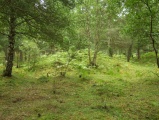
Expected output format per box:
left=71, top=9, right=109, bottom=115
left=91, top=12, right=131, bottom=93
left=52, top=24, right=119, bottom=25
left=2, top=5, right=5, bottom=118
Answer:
left=0, top=0, right=74, bottom=76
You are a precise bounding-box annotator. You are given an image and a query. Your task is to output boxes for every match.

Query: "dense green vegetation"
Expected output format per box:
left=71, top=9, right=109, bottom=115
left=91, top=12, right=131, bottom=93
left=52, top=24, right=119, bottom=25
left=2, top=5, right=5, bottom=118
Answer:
left=0, top=0, right=159, bottom=120
left=0, top=52, right=159, bottom=120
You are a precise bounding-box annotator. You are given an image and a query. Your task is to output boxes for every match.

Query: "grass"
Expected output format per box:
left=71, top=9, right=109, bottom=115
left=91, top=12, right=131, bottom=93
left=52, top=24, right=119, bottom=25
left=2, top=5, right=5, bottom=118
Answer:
left=0, top=51, right=159, bottom=120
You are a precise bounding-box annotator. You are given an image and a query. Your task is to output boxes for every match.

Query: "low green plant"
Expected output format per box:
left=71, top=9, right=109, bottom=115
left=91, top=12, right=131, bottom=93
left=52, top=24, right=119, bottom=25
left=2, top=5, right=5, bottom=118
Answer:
left=94, top=84, right=124, bottom=97
left=37, top=76, right=49, bottom=83
left=75, top=63, right=91, bottom=81
left=139, top=52, right=156, bottom=63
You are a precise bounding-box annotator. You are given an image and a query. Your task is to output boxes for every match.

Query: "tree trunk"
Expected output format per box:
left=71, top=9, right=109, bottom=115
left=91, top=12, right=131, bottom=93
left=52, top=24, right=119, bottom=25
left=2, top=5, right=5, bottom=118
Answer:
left=92, top=49, right=98, bottom=66
left=150, top=33, right=159, bottom=68
left=150, top=19, right=159, bottom=68
left=28, top=53, right=31, bottom=62
left=24, top=52, right=27, bottom=61
left=137, top=47, right=140, bottom=60
left=16, top=51, right=19, bottom=68
left=88, top=43, right=92, bottom=65
left=136, top=39, right=141, bottom=60
left=156, top=57, right=159, bottom=68
left=149, top=16, right=159, bottom=68
left=91, top=0, right=100, bottom=67
left=86, top=13, right=92, bottom=65
left=108, top=39, right=113, bottom=57
left=19, top=50, right=23, bottom=62
left=3, top=14, right=16, bottom=77
left=127, top=42, right=133, bottom=62
left=144, top=3, right=159, bottom=67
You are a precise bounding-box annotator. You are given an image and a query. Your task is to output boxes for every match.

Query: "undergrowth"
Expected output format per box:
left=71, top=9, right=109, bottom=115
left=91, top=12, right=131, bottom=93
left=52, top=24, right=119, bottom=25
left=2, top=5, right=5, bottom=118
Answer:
left=0, top=50, right=159, bottom=120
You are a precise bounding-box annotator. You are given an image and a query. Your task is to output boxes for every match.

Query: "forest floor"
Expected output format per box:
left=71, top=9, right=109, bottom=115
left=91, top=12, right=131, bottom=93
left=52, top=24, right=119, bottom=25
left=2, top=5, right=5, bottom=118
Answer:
left=0, top=52, right=159, bottom=120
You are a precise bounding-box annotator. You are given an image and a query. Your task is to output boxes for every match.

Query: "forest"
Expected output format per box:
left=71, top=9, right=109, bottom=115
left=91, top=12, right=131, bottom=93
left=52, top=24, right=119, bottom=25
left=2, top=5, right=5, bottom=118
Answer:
left=0, top=0, right=159, bottom=119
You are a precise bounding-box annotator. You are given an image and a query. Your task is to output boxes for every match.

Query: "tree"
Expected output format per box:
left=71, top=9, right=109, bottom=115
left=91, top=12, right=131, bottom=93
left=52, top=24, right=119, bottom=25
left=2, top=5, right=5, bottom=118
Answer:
left=0, top=0, right=74, bottom=77
left=76, top=0, right=122, bottom=66
left=0, top=35, right=8, bottom=60
left=124, top=0, right=159, bottom=67
left=143, top=0, right=159, bottom=68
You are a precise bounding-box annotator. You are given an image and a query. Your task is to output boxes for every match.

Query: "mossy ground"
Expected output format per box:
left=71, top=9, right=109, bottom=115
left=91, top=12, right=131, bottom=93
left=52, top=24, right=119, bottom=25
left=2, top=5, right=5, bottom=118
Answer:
left=0, top=52, right=159, bottom=120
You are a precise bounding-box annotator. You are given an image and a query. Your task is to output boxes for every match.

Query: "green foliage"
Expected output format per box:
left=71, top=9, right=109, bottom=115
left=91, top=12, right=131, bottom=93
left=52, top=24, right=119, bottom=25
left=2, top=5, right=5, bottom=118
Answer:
left=19, top=39, right=40, bottom=71
left=1, top=0, right=159, bottom=118
left=20, top=39, right=40, bottom=55
left=141, top=52, right=156, bottom=59
left=141, top=52, right=156, bottom=63
left=37, top=76, right=49, bottom=83
left=0, top=51, right=159, bottom=120
left=76, top=63, right=91, bottom=81
left=0, top=0, right=75, bottom=76
left=93, top=83, right=124, bottom=97
left=35, top=113, right=58, bottom=120
left=150, top=101, right=159, bottom=107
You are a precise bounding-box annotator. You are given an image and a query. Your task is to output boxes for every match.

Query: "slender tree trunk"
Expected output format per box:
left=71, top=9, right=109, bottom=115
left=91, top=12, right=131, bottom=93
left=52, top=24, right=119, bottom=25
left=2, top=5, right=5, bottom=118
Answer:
left=88, top=43, right=92, bottom=65
left=137, top=39, right=141, bottom=60
left=16, top=51, right=19, bottom=68
left=92, top=49, right=98, bottom=66
left=92, top=34, right=99, bottom=66
left=91, top=0, right=100, bottom=67
left=3, top=14, right=16, bottom=77
left=149, top=16, right=159, bottom=68
left=19, top=50, right=23, bottom=62
left=137, top=47, right=140, bottom=60
left=144, top=2, right=159, bottom=67
left=108, top=39, right=113, bottom=57
left=127, top=42, right=133, bottom=62
left=28, top=54, right=30, bottom=62
left=24, top=52, right=27, bottom=61
left=86, top=10, right=92, bottom=65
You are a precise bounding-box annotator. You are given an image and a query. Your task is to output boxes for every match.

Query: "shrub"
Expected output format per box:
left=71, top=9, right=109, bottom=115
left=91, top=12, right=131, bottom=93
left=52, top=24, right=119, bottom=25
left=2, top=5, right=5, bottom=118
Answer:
left=37, top=76, right=49, bottom=83
left=140, top=52, right=156, bottom=63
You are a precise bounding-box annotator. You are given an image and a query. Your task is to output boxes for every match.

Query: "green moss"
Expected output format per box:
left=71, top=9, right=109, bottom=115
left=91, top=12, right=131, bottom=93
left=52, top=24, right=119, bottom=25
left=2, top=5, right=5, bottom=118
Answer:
left=0, top=51, right=159, bottom=120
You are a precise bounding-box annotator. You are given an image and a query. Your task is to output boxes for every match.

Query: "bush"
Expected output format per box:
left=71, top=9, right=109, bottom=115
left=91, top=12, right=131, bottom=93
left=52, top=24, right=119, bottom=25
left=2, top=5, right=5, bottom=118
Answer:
left=140, top=52, right=156, bottom=63
left=37, top=76, right=49, bottom=83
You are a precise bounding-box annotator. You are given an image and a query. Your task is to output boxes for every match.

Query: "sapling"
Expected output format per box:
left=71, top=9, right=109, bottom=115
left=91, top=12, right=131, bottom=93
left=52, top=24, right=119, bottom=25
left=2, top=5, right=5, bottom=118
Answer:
left=53, top=46, right=77, bottom=77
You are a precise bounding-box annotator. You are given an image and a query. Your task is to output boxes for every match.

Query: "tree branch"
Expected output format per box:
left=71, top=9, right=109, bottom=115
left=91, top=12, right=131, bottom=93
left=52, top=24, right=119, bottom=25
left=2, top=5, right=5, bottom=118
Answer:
left=15, top=17, right=34, bottom=27
left=15, top=31, right=37, bottom=39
